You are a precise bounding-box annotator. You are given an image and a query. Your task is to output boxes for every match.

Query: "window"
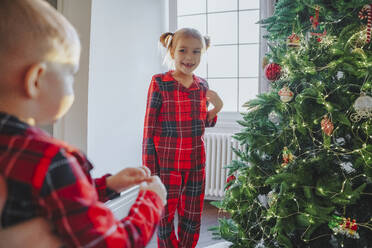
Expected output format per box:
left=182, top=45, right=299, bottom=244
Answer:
left=46, top=0, right=58, bottom=9
left=175, top=0, right=260, bottom=113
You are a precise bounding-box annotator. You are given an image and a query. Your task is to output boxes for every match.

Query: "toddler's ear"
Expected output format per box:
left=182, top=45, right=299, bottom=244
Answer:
left=24, top=63, right=47, bottom=98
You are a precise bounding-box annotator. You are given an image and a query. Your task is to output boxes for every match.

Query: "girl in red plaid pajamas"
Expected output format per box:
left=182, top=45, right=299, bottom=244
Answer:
left=143, top=28, right=223, bottom=248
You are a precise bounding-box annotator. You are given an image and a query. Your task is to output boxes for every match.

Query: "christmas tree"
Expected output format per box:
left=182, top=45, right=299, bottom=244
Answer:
left=212, top=0, right=372, bottom=247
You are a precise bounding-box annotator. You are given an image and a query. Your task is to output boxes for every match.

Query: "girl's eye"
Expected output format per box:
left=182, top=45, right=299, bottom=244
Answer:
left=194, top=50, right=201, bottom=54
left=179, top=49, right=185, bottom=52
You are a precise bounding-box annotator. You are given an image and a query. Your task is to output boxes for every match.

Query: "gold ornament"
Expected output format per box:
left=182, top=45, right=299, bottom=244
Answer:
left=281, top=147, right=294, bottom=168
left=350, top=93, right=372, bottom=122
left=345, top=28, right=368, bottom=50
left=267, top=190, right=277, bottom=207
left=262, top=56, right=269, bottom=70
left=287, top=33, right=301, bottom=47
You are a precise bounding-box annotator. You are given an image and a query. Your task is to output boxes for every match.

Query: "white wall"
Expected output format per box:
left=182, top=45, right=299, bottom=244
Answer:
left=88, top=0, right=167, bottom=177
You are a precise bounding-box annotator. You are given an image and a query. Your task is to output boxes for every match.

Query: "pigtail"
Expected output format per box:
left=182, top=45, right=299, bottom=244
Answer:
left=160, top=32, right=174, bottom=49
left=203, top=35, right=211, bottom=50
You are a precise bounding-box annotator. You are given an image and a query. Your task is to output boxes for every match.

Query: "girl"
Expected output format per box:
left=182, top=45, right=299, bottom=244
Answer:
left=143, top=28, right=223, bottom=248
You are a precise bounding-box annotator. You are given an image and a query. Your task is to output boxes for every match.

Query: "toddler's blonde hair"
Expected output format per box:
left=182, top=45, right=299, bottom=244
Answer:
left=0, top=0, right=80, bottom=64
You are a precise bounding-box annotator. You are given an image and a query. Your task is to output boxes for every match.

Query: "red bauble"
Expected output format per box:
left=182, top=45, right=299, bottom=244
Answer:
left=265, top=63, right=282, bottom=81
left=226, top=175, right=236, bottom=184
left=321, top=116, right=334, bottom=136
left=225, top=174, right=236, bottom=190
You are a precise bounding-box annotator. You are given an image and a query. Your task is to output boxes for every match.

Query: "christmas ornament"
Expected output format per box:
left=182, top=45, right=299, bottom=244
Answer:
left=254, top=239, right=265, bottom=248
left=358, top=4, right=372, bottom=43
left=335, top=137, right=346, bottom=146
left=264, top=63, right=281, bottom=81
left=225, top=174, right=236, bottom=190
left=268, top=111, right=280, bottom=125
left=262, top=56, right=269, bottom=70
left=309, top=7, right=327, bottom=42
left=287, top=33, right=301, bottom=47
left=336, top=71, right=344, bottom=80
left=346, top=28, right=368, bottom=49
left=350, top=92, right=372, bottom=122
left=281, top=147, right=294, bottom=168
left=267, top=190, right=276, bottom=207
left=278, top=85, right=294, bottom=103
left=329, top=216, right=360, bottom=239
left=321, top=116, right=334, bottom=136
left=226, top=174, right=236, bottom=184
left=340, top=162, right=356, bottom=174
left=257, top=194, right=269, bottom=208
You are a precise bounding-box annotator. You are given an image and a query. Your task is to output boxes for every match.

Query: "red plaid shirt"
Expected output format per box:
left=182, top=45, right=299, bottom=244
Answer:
left=142, top=71, right=217, bottom=173
left=0, top=112, right=163, bottom=248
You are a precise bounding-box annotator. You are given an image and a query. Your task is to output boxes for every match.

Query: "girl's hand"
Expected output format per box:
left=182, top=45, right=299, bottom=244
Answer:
left=107, top=167, right=152, bottom=193
left=206, top=90, right=223, bottom=120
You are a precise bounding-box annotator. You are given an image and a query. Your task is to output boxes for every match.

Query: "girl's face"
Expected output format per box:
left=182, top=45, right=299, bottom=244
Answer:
left=172, top=36, right=202, bottom=76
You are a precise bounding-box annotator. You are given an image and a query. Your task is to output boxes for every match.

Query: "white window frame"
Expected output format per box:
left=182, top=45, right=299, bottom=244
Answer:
left=168, top=0, right=275, bottom=133
left=57, top=0, right=64, bottom=11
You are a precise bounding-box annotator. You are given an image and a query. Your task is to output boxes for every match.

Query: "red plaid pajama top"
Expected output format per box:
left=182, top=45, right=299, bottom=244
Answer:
left=0, top=112, right=164, bottom=248
left=142, top=71, right=217, bottom=173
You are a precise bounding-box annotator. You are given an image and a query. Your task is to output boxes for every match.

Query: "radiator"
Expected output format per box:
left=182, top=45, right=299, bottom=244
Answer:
left=105, top=185, right=140, bottom=220
left=204, top=133, right=241, bottom=200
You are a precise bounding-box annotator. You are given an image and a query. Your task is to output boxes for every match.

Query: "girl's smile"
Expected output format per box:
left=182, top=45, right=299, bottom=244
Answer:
left=181, top=62, right=195, bottom=68
left=172, top=36, right=202, bottom=75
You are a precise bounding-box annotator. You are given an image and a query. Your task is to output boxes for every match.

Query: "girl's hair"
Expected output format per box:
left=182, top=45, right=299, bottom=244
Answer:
left=159, top=28, right=210, bottom=68
left=160, top=28, right=210, bottom=52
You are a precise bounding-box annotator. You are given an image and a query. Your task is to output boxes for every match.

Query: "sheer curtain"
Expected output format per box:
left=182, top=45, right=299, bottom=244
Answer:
left=259, top=0, right=275, bottom=94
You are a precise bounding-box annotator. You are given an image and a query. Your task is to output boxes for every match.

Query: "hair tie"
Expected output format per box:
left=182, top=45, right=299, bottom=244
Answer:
left=165, top=32, right=174, bottom=47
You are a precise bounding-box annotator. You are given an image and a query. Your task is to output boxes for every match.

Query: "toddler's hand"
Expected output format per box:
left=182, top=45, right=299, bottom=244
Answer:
left=107, top=167, right=152, bottom=193
left=206, top=90, right=223, bottom=120
left=140, top=176, right=167, bottom=206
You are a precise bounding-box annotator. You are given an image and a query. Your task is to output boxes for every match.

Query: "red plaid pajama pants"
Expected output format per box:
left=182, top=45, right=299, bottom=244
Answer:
left=157, top=168, right=206, bottom=248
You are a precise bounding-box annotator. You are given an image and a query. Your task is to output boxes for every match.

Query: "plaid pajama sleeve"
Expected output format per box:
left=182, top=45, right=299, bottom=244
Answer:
left=142, top=76, right=162, bottom=175
left=94, top=174, right=120, bottom=202
left=38, top=150, right=164, bottom=248
left=205, top=109, right=217, bottom=128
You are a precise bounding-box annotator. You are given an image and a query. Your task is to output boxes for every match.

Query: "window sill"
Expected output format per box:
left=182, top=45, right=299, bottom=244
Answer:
left=206, top=111, right=243, bottom=134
